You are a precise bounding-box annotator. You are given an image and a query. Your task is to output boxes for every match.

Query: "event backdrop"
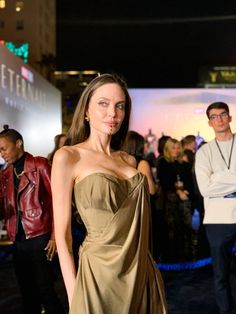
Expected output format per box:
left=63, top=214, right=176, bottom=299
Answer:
left=129, top=88, right=236, bottom=153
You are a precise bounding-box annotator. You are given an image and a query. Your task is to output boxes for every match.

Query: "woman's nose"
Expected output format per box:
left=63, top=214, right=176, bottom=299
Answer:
left=107, top=105, right=116, bottom=117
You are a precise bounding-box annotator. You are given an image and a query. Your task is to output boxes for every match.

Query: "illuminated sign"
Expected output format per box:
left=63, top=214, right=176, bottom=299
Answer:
left=0, top=44, right=62, bottom=157
left=1, top=62, right=46, bottom=109
left=0, top=40, right=29, bottom=62
left=21, top=66, right=34, bottom=83
left=199, top=66, right=236, bottom=86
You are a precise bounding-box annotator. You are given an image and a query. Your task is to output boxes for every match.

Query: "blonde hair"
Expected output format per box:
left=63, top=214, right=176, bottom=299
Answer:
left=163, top=138, right=183, bottom=163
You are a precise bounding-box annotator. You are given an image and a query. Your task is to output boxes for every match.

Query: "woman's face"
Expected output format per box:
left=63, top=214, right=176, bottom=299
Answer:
left=86, top=83, right=126, bottom=136
left=170, top=142, right=181, bottom=159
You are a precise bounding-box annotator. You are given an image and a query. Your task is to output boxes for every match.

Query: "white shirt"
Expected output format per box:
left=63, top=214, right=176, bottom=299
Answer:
left=195, top=134, right=236, bottom=224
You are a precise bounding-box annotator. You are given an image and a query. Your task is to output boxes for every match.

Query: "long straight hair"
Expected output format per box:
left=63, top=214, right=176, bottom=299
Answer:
left=67, top=73, right=132, bottom=150
left=122, top=131, right=145, bottom=161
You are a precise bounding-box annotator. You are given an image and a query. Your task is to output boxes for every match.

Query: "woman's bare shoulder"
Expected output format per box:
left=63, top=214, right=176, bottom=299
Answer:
left=53, top=145, right=81, bottom=165
left=119, top=150, right=137, bottom=168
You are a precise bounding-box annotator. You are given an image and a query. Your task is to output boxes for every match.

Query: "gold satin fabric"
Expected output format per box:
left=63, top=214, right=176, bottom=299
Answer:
left=71, top=172, right=167, bottom=314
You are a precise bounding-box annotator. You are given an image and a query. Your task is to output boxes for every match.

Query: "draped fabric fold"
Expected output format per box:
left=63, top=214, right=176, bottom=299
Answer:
left=71, top=172, right=167, bottom=314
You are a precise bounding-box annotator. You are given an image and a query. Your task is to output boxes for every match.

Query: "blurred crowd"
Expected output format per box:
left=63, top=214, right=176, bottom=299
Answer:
left=123, top=131, right=210, bottom=263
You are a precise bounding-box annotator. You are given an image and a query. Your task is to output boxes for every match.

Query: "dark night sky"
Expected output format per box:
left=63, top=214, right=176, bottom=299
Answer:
left=56, top=0, right=236, bottom=87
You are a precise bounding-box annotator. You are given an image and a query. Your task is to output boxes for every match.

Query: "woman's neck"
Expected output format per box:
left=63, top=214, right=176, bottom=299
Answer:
left=84, top=135, right=112, bottom=155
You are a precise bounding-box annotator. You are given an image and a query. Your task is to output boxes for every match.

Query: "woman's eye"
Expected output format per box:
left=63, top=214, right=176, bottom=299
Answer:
left=117, top=103, right=125, bottom=110
left=98, top=101, right=108, bottom=107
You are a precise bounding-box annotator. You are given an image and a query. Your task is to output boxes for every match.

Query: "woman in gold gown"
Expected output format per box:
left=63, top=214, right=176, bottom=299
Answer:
left=51, top=73, right=167, bottom=314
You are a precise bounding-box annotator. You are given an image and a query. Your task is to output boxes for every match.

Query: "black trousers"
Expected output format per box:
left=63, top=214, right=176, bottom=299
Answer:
left=13, top=233, right=65, bottom=314
left=205, top=224, right=236, bottom=314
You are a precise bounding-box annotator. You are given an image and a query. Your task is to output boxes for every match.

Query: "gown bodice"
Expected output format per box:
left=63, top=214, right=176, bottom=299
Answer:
left=70, top=172, right=167, bottom=314
left=74, top=172, right=143, bottom=242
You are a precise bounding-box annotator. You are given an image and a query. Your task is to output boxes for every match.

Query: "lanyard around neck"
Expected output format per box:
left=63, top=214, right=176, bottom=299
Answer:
left=215, top=134, right=235, bottom=170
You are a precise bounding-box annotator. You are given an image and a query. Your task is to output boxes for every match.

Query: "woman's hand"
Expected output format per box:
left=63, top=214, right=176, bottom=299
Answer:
left=175, top=181, right=184, bottom=189
left=44, top=239, right=57, bottom=261
left=176, top=189, right=189, bottom=201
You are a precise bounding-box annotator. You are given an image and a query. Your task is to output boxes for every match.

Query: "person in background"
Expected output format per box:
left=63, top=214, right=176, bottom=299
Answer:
left=0, top=126, right=65, bottom=314
left=51, top=73, right=167, bottom=313
left=181, top=134, right=196, bottom=169
left=152, top=135, right=171, bottom=261
left=122, top=130, right=160, bottom=259
left=156, top=135, right=171, bottom=179
left=123, top=130, right=157, bottom=195
left=192, top=140, right=210, bottom=259
left=195, top=102, right=236, bottom=314
left=47, top=133, right=66, bottom=165
left=158, top=138, right=194, bottom=262
left=144, top=139, right=157, bottom=178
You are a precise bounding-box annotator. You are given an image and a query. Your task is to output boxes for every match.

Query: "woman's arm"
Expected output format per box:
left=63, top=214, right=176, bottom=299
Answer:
left=51, top=147, right=77, bottom=305
left=138, top=159, right=157, bottom=195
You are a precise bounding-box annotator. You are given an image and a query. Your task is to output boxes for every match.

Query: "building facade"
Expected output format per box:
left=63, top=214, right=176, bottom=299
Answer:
left=0, top=0, right=56, bottom=78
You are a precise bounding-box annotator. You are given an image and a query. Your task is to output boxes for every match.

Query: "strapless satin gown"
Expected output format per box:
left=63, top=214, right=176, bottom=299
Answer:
left=70, top=172, right=167, bottom=314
